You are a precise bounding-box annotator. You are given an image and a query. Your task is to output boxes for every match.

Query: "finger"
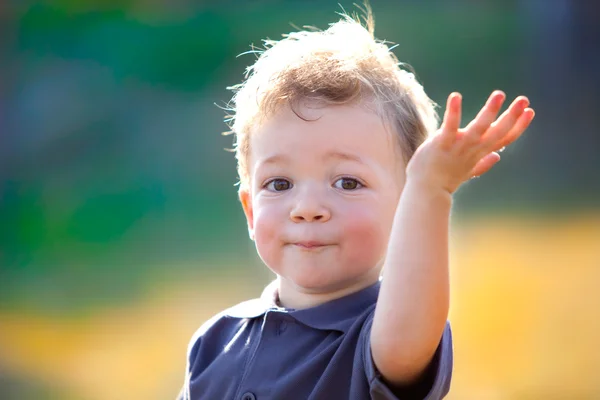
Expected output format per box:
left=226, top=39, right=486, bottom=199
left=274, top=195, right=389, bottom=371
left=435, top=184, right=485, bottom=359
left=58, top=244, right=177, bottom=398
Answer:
left=464, top=90, right=506, bottom=138
left=470, top=152, right=501, bottom=178
left=490, top=107, right=535, bottom=152
left=482, top=96, right=529, bottom=147
left=440, top=92, right=462, bottom=146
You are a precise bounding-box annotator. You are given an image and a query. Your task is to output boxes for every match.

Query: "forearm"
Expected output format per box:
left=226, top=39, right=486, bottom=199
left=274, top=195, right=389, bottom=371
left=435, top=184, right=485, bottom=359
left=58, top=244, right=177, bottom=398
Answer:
left=371, top=178, right=452, bottom=383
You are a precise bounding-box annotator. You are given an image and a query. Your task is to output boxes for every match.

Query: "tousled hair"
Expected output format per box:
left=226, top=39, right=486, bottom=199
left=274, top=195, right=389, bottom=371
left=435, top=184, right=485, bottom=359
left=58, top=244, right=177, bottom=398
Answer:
left=225, top=4, right=439, bottom=189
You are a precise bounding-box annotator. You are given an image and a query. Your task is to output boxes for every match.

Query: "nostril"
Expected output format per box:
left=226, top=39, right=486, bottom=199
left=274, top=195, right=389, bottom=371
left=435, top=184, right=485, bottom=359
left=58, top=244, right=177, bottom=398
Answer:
left=290, top=209, right=329, bottom=222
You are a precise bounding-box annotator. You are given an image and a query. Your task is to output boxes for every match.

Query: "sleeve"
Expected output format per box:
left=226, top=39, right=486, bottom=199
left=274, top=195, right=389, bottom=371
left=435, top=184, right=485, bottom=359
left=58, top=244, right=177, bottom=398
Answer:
left=176, top=311, right=225, bottom=400
left=362, top=319, right=453, bottom=400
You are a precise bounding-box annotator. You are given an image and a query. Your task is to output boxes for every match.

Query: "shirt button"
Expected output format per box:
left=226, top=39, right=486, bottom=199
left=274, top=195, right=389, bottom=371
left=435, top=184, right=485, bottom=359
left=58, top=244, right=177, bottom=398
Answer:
left=241, top=392, right=256, bottom=400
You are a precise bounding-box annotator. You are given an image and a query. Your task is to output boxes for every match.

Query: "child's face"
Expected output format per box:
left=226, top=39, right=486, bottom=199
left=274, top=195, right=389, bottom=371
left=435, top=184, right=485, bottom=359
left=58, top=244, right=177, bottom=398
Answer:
left=239, top=103, right=404, bottom=296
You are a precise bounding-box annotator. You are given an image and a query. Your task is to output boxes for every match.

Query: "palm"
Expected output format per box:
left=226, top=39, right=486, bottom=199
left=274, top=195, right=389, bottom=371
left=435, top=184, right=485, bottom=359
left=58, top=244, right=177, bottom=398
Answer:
left=407, top=91, right=535, bottom=194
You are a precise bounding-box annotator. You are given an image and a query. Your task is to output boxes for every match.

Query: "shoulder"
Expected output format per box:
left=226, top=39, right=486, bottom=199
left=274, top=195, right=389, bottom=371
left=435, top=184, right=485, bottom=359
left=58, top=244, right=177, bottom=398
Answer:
left=186, top=298, right=267, bottom=358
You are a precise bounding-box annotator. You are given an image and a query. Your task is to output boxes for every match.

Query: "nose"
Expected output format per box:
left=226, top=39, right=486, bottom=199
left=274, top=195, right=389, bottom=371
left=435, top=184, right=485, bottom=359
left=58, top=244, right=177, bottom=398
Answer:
left=290, top=187, right=331, bottom=223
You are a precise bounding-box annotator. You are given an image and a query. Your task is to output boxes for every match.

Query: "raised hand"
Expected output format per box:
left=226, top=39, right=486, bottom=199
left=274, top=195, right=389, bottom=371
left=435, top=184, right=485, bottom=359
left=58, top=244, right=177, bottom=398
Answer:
left=406, top=91, right=535, bottom=194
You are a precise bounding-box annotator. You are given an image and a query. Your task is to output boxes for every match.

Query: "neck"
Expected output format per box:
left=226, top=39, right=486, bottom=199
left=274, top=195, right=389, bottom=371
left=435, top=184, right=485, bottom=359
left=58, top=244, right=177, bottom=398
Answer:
left=277, top=269, right=381, bottom=309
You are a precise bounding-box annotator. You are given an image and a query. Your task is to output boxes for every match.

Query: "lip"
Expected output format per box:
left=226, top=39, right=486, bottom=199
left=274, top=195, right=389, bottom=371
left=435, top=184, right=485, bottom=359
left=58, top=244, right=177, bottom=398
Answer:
left=292, top=241, right=330, bottom=249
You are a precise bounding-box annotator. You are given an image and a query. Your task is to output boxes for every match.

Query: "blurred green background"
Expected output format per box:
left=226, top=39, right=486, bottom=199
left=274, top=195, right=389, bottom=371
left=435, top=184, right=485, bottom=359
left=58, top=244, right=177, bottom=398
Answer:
left=1, top=0, right=599, bottom=399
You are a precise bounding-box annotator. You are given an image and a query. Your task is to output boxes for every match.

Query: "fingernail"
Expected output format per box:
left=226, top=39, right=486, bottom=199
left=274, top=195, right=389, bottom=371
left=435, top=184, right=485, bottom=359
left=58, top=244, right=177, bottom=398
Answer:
left=491, top=91, right=505, bottom=106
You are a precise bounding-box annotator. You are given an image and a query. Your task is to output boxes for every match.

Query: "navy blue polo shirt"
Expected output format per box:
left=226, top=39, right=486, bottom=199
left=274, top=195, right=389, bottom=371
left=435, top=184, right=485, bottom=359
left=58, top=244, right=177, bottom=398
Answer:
left=180, top=280, right=452, bottom=399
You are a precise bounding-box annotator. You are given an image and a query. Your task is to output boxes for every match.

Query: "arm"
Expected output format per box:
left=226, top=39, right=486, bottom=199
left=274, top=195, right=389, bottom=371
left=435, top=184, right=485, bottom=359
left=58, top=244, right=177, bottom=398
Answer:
left=371, top=91, right=535, bottom=386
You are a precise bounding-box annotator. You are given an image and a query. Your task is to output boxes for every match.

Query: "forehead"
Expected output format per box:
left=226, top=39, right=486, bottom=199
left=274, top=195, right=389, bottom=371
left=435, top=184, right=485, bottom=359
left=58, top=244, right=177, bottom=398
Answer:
left=251, top=102, right=401, bottom=167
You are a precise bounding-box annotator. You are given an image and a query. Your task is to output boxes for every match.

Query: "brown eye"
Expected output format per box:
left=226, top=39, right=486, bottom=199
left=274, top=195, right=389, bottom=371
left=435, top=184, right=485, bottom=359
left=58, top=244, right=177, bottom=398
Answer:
left=266, top=179, right=292, bottom=192
left=334, top=177, right=362, bottom=190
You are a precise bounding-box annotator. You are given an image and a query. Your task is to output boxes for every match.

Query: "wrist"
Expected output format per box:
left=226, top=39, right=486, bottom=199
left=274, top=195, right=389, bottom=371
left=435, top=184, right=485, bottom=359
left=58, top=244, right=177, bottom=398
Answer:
left=403, top=176, right=454, bottom=205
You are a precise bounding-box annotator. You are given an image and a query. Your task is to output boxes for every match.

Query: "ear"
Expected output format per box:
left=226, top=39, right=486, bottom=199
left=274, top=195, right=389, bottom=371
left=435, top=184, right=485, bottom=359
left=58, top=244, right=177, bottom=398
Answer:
left=238, top=188, right=255, bottom=240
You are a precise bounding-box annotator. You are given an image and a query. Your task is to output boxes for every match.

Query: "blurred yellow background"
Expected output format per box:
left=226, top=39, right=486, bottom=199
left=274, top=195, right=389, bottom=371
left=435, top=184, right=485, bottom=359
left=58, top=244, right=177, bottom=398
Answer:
left=1, top=214, right=598, bottom=399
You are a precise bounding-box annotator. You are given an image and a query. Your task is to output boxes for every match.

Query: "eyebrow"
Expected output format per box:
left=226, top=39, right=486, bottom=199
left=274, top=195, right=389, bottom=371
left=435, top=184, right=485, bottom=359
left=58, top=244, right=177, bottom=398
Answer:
left=258, top=151, right=365, bottom=168
left=323, top=151, right=365, bottom=164
left=256, top=154, right=288, bottom=169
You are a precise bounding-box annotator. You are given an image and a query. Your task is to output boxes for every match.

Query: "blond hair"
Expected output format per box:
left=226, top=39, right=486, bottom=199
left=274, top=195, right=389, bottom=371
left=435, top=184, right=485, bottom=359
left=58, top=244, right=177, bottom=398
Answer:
left=226, top=5, right=438, bottom=189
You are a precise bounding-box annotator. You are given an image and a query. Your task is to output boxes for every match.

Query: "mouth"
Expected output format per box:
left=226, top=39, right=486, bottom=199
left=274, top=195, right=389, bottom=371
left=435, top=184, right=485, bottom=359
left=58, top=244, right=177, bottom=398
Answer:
left=292, top=241, right=331, bottom=250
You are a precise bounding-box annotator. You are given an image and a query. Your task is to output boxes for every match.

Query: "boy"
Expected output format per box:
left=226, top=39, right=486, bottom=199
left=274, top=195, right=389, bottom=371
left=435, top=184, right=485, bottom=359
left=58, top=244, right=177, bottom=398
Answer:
left=179, top=6, right=534, bottom=400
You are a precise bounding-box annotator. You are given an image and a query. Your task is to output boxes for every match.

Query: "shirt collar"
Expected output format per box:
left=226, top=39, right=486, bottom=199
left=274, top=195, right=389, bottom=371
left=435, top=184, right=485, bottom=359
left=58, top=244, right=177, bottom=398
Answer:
left=225, top=279, right=381, bottom=333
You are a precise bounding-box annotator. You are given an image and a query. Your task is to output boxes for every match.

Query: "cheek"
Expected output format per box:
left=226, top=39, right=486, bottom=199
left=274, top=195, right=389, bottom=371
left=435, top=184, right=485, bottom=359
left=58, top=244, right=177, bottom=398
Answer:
left=252, top=202, right=285, bottom=262
left=341, top=205, right=393, bottom=259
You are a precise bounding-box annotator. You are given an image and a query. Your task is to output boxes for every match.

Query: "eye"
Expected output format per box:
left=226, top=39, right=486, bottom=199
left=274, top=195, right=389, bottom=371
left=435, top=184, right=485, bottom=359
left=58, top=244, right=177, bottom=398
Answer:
left=333, top=177, right=363, bottom=191
left=265, top=178, right=292, bottom=192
